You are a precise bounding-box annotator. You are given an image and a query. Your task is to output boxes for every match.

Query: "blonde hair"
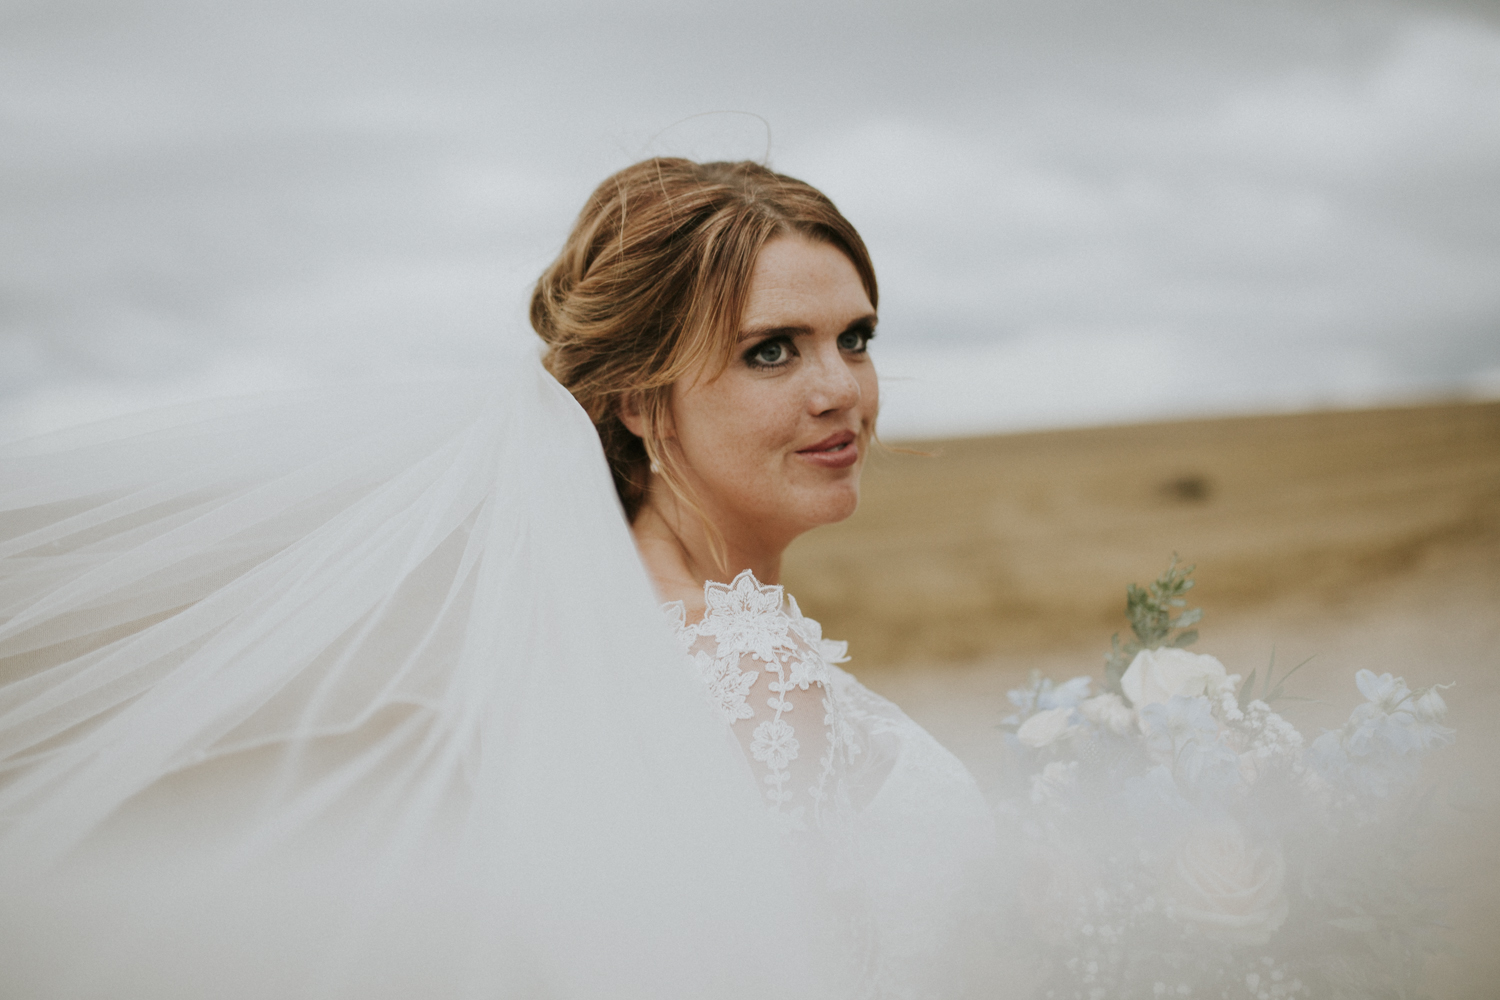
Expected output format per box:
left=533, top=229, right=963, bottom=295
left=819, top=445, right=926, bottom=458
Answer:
left=531, top=158, right=878, bottom=522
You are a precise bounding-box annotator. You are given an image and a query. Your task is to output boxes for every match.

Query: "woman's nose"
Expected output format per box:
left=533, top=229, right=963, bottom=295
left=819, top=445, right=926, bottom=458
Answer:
left=808, top=350, right=862, bottom=416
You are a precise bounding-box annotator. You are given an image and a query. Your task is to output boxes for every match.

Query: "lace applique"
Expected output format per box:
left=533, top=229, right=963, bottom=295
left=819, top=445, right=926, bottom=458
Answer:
left=666, top=574, right=998, bottom=999
left=665, top=570, right=862, bottom=828
left=694, top=649, right=759, bottom=724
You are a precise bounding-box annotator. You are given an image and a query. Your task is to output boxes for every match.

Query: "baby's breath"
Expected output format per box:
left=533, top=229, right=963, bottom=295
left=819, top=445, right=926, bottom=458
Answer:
left=1000, top=558, right=1455, bottom=1000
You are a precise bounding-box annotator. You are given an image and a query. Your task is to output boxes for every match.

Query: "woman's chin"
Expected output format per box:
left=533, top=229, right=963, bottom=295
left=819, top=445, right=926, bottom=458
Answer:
left=794, top=483, right=862, bottom=530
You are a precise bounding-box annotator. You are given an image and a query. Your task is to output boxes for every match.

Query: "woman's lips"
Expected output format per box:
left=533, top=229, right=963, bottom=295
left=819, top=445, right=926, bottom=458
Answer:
left=795, top=431, right=859, bottom=469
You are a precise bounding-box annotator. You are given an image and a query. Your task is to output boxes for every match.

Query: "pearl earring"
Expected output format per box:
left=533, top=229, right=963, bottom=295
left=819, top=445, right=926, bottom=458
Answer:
left=650, top=460, right=661, bottom=474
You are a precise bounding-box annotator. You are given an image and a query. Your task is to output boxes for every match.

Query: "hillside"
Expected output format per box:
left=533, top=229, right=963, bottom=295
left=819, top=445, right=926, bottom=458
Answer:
left=783, top=401, right=1500, bottom=665
left=781, top=400, right=1500, bottom=998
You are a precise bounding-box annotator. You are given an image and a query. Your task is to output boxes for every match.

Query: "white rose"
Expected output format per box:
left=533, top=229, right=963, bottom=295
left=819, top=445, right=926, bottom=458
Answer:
left=1163, top=822, right=1289, bottom=946
left=1121, top=648, right=1230, bottom=709
left=1079, top=693, right=1135, bottom=736
left=1016, top=707, right=1074, bottom=748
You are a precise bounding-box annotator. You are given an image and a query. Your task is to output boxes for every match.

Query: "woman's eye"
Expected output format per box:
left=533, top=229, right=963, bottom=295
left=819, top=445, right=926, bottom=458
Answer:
left=749, top=339, right=791, bottom=367
left=837, top=330, right=870, bottom=353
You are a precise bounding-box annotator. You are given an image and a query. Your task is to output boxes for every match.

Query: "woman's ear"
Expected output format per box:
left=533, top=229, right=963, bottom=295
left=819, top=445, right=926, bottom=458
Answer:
left=617, top=393, right=649, bottom=439
left=618, top=393, right=674, bottom=442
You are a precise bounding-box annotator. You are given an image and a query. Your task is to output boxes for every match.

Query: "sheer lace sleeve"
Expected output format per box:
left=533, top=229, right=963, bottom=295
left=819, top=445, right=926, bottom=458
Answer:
left=663, top=571, right=1004, bottom=998
left=664, top=571, right=863, bottom=832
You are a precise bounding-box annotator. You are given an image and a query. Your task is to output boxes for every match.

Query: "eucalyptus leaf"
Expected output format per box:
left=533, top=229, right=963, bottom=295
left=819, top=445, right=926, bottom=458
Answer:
left=1238, top=669, right=1258, bottom=710
left=1105, top=557, right=1203, bottom=680
left=1279, top=654, right=1317, bottom=687
left=1171, top=608, right=1202, bottom=629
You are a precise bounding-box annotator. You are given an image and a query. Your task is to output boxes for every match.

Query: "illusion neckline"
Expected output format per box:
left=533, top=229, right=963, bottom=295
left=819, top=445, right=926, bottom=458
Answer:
left=659, top=568, right=798, bottom=628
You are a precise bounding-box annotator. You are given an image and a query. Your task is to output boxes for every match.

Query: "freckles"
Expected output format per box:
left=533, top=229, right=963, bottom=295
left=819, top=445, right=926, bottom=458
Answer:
left=729, top=385, right=796, bottom=453
left=679, top=382, right=777, bottom=496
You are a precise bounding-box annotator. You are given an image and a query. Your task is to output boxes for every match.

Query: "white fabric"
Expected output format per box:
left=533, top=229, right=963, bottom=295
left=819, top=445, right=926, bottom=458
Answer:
left=0, top=354, right=1001, bottom=998
left=668, top=574, right=1003, bottom=996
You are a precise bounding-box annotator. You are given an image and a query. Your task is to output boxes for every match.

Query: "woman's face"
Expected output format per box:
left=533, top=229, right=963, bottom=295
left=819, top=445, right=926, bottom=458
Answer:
left=668, top=234, right=879, bottom=547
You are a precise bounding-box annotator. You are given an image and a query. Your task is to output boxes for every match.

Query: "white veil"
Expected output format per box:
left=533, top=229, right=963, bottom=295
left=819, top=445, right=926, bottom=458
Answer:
left=0, top=356, right=845, bottom=998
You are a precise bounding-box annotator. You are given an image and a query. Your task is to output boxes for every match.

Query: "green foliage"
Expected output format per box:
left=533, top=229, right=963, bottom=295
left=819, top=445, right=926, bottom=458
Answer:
left=1237, top=647, right=1317, bottom=711
left=1103, top=555, right=1202, bottom=695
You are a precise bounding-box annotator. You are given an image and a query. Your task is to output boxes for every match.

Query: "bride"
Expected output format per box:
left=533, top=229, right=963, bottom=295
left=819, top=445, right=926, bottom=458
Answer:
left=0, top=159, right=1001, bottom=998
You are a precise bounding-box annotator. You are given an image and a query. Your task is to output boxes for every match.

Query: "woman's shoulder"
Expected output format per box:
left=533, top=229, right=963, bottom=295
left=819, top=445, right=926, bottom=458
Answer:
left=661, top=570, right=823, bottom=646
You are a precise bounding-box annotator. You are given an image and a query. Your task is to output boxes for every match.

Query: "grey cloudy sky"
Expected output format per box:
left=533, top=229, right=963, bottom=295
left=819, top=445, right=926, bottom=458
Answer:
left=2, top=0, right=1498, bottom=437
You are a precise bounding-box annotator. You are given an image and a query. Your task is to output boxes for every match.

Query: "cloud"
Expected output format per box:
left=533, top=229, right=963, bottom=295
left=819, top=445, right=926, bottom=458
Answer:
left=1, top=0, right=1496, bottom=437
left=793, top=12, right=1500, bottom=428
left=873, top=327, right=1424, bottom=440
left=1210, top=20, right=1500, bottom=177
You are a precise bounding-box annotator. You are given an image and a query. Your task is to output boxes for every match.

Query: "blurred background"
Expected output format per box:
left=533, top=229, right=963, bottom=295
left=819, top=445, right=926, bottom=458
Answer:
left=3, top=0, right=1498, bottom=993
left=3, top=0, right=1499, bottom=435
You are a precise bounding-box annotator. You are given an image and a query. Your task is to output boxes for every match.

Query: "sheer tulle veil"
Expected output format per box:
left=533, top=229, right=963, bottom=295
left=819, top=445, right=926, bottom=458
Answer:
left=0, top=353, right=845, bottom=998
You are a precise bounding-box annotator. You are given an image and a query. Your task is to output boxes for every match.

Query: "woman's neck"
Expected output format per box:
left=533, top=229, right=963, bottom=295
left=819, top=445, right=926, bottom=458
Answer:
left=630, top=498, right=784, bottom=612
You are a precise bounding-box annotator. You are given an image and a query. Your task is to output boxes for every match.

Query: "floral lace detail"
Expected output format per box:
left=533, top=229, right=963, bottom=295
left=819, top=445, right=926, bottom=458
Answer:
left=665, top=570, right=862, bottom=830
left=667, top=572, right=1001, bottom=999
left=695, top=649, right=759, bottom=723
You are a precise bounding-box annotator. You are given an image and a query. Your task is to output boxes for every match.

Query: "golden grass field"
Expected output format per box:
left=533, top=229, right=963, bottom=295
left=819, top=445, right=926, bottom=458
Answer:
left=785, top=400, right=1500, bottom=665
left=783, top=400, right=1500, bottom=998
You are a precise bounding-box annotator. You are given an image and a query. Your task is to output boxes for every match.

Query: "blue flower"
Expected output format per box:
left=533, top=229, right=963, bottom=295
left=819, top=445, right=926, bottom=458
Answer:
left=1312, top=670, right=1451, bottom=797
left=1005, top=674, right=1092, bottom=725
left=1139, top=696, right=1219, bottom=758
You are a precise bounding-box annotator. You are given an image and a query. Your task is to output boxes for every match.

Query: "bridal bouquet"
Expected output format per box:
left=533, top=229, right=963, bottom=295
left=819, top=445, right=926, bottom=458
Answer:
left=999, top=561, right=1454, bottom=1000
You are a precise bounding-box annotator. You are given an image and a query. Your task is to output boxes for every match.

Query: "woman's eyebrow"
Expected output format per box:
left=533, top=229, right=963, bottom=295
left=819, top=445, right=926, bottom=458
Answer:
left=737, top=314, right=878, bottom=343
left=737, top=324, right=813, bottom=343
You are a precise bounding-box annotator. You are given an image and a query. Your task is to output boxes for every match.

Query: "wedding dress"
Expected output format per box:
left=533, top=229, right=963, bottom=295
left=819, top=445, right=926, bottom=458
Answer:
left=0, top=352, right=1002, bottom=999
left=668, top=573, right=1001, bottom=996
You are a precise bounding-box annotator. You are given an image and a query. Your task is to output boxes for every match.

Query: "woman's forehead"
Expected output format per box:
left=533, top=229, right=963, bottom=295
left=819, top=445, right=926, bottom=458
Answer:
left=742, top=237, right=874, bottom=327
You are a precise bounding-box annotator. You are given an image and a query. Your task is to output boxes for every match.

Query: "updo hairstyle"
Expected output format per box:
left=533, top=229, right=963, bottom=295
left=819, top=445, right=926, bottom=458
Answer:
left=531, top=158, right=877, bottom=521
